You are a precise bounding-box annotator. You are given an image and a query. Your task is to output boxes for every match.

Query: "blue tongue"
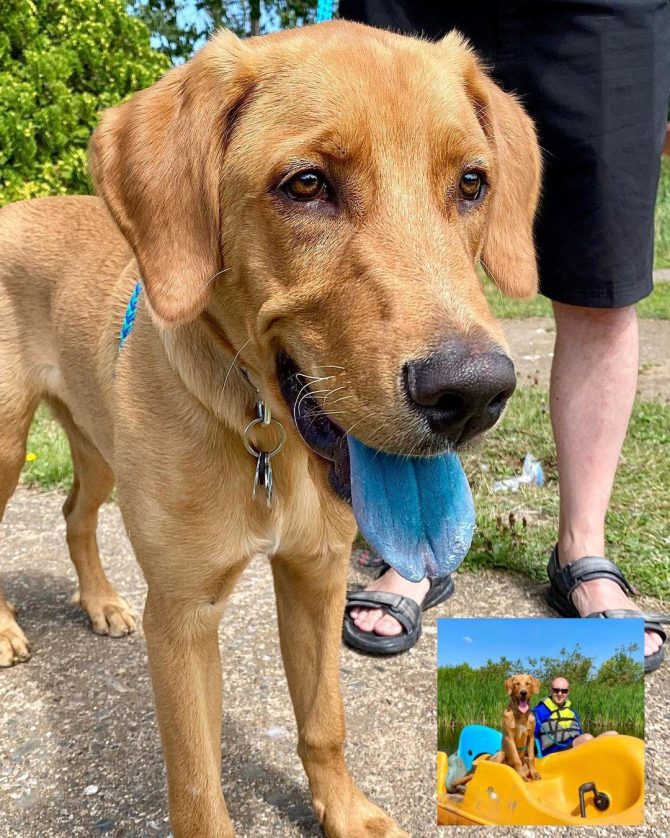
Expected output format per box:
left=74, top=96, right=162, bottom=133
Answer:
left=347, top=436, right=475, bottom=582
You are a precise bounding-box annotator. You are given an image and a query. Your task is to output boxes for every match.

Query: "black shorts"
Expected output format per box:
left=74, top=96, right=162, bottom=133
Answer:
left=339, top=0, right=670, bottom=307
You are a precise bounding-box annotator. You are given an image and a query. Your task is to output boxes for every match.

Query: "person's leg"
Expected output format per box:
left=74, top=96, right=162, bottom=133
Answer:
left=572, top=731, right=618, bottom=748
left=550, top=302, right=661, bottom=658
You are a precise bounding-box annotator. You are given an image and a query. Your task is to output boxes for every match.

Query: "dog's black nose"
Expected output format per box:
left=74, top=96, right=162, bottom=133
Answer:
left=404, top=339, right=516, bottom=444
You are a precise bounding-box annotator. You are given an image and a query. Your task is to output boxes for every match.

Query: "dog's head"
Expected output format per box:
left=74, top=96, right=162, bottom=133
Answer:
left=505, top=673, right=541, bottom=712
left=91, top=21, right=540, bottom=481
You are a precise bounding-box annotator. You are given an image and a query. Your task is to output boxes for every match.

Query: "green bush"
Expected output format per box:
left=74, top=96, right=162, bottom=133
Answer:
left=0, top=0, right=169, bottom=205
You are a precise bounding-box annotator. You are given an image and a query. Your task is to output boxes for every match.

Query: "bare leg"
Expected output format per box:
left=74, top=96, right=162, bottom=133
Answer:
left=272, top=551, right=408, bottom=837
left=550, top=302, right=661, bottom=658
left=573, top=731, right=617, bottom=748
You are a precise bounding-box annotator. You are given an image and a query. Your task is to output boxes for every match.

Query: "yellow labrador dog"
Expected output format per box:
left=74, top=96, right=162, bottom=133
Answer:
left=0, top=21, right=539, bottom=837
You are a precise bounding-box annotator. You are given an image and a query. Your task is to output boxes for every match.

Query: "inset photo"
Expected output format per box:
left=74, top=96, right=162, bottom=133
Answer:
left=436, top=617, right=644, bottom=826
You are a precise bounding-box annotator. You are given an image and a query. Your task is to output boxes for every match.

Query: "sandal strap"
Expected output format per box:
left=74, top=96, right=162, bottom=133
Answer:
left=345, top=591, right=420, bottom=634
left=375, top=562, right=454, bottom=612
left=548, top=546, right=637, bottom=604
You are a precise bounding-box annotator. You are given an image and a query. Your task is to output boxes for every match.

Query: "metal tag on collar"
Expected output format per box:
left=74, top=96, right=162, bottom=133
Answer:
left=257, top=400, right=272, bottom=425
left=243, top=399, right=285, bottom=508
left=252, top=451, right=274, bottom=507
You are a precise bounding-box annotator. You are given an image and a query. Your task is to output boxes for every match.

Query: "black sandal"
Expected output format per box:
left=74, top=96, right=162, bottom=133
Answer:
left=546, top=545, right=669, bottom=673
left=343, top=569, right=455, bottom=655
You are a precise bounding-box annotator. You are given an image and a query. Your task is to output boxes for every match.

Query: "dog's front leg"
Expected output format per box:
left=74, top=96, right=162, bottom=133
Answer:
left=271, top=552, right=408, bottom=838
left=501, top=710, right=527, bottom=779
left=143, top=588, right=232, bottom=838
left=526, top=719, right=541, bottom=780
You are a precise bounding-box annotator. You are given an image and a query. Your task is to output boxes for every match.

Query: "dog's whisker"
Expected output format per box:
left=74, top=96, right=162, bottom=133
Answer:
left=294, top=376, right=332, bottom=417
left=324, top=395, right=354, bottom=409
left=303, top=408, right=351, bottom=434
left=295, top=373, right=335, bottom=383
left=293, top=376, right=331, bottom=426
left=319, top=386, right=347, bottom=406
left=217, top=338, right=252, bottom=416
left=342, top=416, right=368, bottom=439
left=199, top=266, right=231, bottom=294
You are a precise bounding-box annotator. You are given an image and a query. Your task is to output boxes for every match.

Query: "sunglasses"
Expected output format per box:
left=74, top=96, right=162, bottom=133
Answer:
left=552, top=688, right=569, bottom=694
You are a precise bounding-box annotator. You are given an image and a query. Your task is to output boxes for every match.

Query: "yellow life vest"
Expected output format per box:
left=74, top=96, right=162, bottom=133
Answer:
left=538, top=697, right=581, bottom=751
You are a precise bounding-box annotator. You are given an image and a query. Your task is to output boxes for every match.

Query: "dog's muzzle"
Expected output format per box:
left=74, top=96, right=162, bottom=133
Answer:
left=275, top=352, right=351, bottom=500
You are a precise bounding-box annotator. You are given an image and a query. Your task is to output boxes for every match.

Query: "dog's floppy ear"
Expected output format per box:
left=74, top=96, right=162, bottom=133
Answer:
left=443, top=34, right=541, bottom=299
left=90, top=31, right=256, bottom=324
left=479, top=80, right=541, bottom=299
left=504, top=677, right=514, bottom=696
left=531, top=677, right=541, bottom=695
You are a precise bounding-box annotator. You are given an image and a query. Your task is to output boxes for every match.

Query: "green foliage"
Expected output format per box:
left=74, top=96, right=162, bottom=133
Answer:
left=0, top=0, right=169, bottom=205
left=535, top=644, right=594, bottom=686
left=131, top=0, right=203, bottom=61
left=132, top=0, right=319, bottom=57
left=595, top=645, right=644, bottom=686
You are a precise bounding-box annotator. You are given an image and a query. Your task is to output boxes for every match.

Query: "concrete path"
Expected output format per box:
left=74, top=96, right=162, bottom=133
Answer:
left=1, top=487, right=667, bottom=837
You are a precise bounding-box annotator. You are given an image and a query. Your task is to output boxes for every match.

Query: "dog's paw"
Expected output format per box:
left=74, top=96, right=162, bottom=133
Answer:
left=0, top=607, right=31, bottom=667
left=320, top=792, right=409, bottom=838
left=74, top=590, right=136, bottom=637
left=529, top=770, right=541, bottom=781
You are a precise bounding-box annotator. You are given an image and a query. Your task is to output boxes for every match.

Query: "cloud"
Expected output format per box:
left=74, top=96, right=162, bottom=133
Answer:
left=463, top=635, right=474, bottom=644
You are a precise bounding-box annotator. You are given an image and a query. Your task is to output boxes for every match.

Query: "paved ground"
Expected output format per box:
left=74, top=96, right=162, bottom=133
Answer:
left=1, top=486, right=668, bottom=838
left=504, top=317, right=670, bottom=403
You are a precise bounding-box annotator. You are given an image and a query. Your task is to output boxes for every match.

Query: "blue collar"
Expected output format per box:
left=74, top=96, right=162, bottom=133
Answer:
left=119, top=281, right=142, bottom=350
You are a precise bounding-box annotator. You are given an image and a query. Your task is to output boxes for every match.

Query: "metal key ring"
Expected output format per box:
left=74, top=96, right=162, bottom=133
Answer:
left=243, top=416, right=286, bottom=458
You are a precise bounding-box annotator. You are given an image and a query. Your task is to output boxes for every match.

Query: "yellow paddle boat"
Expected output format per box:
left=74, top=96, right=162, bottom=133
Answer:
left=437, top=728, right=644, bottom=826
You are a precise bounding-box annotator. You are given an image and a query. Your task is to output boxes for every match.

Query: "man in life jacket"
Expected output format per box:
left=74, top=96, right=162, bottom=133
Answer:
left=534, top=677, right=617, bottom=755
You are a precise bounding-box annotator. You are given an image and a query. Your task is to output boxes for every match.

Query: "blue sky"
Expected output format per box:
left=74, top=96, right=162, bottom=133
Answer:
left=437, top=618, right=644, bottom=670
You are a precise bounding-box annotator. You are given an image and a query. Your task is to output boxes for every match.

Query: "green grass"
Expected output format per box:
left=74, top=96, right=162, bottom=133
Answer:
left=438, top=663, right=644, bottom=754
left=484, top=275, right=670, bottom=320
left=638, top=281, right=670, bottom=318
left=655, top=156, right=670, bottom=269
left=460, top=389, right=670, bottom=600
left=23, top=405, right=73, bottom=490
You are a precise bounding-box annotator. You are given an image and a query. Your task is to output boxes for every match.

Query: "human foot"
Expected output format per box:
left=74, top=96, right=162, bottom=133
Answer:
left=349, top=567, right=430, bottom=636
left=568, top=578, right=662, bottom=657
left=343, top=566, right=454, bottom=654
left=548, top=545, right=666, bottom=664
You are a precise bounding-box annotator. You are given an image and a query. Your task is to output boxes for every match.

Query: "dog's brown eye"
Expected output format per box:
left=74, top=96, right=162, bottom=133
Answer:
left=459, top=171, right=484, bottom=201
left=282, top=171, right=328, bottom=202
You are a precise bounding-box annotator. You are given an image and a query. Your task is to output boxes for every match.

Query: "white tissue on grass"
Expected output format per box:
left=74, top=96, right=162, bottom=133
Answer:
left=492, top=454, right=545, bottom=493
